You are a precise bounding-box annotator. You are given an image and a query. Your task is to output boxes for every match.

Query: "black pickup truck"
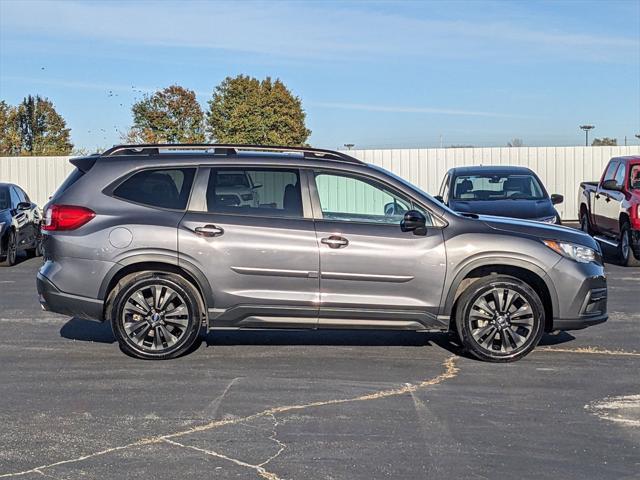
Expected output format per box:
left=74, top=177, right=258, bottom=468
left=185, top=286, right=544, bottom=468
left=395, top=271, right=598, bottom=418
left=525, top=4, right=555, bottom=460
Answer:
left=578, top=156, right=640, bottom=266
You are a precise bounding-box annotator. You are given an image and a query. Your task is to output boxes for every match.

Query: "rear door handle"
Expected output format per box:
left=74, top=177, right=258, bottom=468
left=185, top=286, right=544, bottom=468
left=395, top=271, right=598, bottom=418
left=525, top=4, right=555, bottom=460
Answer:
left=321, top=235, right=349, bottom=249
left=605, top=197, right=611, bottom=203
left=194, top=225, right=224, bottom=237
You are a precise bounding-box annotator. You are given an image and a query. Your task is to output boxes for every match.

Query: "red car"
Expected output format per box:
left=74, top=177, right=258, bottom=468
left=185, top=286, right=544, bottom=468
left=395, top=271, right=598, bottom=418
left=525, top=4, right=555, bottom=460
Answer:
left=579, top=156, right=640, bottom=266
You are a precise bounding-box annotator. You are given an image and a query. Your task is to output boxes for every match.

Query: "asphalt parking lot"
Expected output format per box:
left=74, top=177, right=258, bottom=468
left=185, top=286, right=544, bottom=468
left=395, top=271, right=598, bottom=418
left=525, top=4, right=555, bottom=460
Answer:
left=0, top=247, right=638, bottom=479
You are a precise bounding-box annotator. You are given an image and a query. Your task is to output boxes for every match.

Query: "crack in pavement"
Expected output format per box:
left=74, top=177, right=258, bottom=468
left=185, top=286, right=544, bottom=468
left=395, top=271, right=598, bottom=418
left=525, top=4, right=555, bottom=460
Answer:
left=3, top=346, right=636, bottom=479
left=538, top=346, right=640, bottom=357
left=163, top=438, right=283, bottom=480
left=0, top=355, right=459, bottom=479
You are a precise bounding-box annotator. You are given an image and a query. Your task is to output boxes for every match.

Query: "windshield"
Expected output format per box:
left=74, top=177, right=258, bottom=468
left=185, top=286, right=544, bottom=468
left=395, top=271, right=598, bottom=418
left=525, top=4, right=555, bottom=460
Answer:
left=0, top=187, right=9, bottom=210
left=630, top=165, right=640, bottom=190
left=452, top=174, right=545, bottom=201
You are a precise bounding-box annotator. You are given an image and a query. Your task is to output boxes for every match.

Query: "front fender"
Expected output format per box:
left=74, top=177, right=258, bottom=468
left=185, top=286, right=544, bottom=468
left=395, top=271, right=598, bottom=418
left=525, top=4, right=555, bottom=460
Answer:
left=439, top=254, right=560, bottom=321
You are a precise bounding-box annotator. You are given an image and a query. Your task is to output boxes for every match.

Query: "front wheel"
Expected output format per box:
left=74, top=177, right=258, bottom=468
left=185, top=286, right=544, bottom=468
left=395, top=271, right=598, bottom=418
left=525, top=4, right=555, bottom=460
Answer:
left=0, top=230, right=18, bottom=267
left=455, top=275, right=545, bottom=362
left=110, top=272, right=203, bottom=359
left=619, top=222, right=640, bottom=267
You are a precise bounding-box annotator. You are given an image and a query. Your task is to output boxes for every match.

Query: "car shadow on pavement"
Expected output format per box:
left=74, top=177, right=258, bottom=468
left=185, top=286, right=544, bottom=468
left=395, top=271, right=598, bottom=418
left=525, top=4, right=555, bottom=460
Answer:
left=60, top=317, right=116, bottom=343
left=204, top=330, right=470, bottom=356
left=539, top=330, right=576, bottom=346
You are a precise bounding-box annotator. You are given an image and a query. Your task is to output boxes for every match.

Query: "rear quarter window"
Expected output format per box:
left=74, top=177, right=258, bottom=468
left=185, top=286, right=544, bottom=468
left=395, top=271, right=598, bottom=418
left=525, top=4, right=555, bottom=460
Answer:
left=113, top=168, right=196, bottom=210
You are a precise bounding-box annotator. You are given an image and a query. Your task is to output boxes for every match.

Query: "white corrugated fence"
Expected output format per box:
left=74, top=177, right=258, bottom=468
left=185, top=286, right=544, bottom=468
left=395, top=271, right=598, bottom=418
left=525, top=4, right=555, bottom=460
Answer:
left=1, top=146, right=639, bottom=220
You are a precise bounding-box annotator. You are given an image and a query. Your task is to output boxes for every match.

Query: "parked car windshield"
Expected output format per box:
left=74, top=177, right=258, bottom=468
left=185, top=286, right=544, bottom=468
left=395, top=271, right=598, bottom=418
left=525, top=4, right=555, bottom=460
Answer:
left=0, top=187, right=9, bottom=210
left=630, top=165, right=640, bottom=190
left=452, top=174, right=545, bottom=201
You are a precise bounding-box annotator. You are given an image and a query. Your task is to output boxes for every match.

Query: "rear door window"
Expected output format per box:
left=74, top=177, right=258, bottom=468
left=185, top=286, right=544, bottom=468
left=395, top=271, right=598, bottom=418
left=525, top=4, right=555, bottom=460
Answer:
left=113, top=168, right=196, bottom=210
left=206, top=168, right=302, bottom=218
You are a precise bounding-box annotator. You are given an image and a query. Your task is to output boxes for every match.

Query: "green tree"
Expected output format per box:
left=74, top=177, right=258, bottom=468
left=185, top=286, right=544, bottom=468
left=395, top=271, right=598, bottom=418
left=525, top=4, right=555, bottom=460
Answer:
left=13, top=95, right=73, bottom=155
left=0, top=101, right=21, bottom=155
left=125, top=85, right=205, bottom=143
left=207, top=75, right=311, bottom=146
left=592, top=137, right=617, bottom=146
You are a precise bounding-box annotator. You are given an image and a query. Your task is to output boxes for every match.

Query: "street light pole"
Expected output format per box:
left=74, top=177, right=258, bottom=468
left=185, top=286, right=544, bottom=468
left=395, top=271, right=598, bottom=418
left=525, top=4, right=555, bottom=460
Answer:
left=343, top=143, right=355, bottom=150
left=579, top=125, right=595, bottom=146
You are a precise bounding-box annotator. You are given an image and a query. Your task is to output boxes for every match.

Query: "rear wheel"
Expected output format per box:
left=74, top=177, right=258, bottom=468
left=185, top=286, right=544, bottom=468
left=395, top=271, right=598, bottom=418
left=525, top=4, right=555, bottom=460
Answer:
left=26, top=238, right=42, bottom=258
left=110, top=272, right=203, bottom=359
left=455, top=275, right=545, bottom=362
left=0, top=231, right=18, bottom=267
left=619, top=222, right=640, bottom=267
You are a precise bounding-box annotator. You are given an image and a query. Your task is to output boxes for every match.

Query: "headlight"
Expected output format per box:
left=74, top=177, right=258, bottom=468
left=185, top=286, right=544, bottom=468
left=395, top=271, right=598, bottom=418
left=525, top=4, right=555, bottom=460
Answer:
left=537, top=216, right=558, bottom=224
left=543, top=240, right=598, bottom=264
left=241, top=193, right=254, bottom=201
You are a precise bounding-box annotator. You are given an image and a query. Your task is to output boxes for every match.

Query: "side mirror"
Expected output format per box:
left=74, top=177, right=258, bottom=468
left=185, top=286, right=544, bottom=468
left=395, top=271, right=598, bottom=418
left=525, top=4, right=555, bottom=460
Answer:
left=601, top=179, right=620, bottom=191
left=401, top=210, right=427, bottom=235
left=434, top=195, right=444, bottom=204
left=17, top=202, right=31, bottom=210
left=550, top=194, right=564, bottom=205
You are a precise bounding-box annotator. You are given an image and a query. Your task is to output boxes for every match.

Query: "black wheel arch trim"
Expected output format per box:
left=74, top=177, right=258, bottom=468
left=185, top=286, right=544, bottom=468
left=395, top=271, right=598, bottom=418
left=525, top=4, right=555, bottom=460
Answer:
left=98, top=253, right=213, bottom=311
left=440, top=256, right=559, bottom=322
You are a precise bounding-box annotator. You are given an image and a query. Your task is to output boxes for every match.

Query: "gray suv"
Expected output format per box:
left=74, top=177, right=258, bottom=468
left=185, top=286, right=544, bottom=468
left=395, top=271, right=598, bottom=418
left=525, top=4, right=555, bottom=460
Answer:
left=37, top=144, right=607, bottom=362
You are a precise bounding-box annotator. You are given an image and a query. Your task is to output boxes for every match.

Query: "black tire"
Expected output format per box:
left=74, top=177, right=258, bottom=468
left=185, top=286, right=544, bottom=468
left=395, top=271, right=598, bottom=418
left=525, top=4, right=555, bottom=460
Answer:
left=455, top=275, right=545, bottom=362
left=109, top=272, right=203, bottom=360
left=25, top=238, right=42, bottom=258
left=580, top=211, right=593, bottom=236
left=0, top=230, right=18, bottom=267
left=619, top=222, right=640, bottom=267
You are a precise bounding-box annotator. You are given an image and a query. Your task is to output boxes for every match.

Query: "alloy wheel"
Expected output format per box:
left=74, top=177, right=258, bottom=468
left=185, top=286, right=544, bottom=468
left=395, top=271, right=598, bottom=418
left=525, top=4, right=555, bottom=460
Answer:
left=7, top=232, right=17, bottom=265
left=468, top=287, right=535, bottom=354
left=121, top=284, right=191, bottom=352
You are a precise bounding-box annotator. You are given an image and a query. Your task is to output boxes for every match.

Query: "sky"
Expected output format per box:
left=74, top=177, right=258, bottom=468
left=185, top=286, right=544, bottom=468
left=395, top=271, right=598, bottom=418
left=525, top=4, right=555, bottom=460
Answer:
left=0, top=0, right=639, bottom=151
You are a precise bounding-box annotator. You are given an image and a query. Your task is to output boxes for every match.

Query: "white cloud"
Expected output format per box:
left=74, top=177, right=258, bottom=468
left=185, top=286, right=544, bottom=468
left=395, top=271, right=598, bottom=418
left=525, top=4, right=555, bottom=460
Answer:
left=1, top=1, right=637, bottom=63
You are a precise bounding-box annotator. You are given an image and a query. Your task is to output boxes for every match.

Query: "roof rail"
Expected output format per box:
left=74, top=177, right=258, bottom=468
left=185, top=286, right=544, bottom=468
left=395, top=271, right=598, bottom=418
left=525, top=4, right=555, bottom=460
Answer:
left=100, top=143, right=364, bottom=164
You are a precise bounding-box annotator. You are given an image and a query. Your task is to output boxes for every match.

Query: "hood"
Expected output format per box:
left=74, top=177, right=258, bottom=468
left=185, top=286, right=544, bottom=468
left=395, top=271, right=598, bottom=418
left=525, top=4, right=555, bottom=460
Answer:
left=479, top=214, right=598, bottom=250
left=449, top=199, right=556, bottom=220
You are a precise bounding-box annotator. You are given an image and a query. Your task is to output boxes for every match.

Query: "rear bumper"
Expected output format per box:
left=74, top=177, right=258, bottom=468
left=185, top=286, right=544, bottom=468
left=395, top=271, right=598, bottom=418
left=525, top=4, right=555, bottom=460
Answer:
left=37, top=273, right=104, bottom=321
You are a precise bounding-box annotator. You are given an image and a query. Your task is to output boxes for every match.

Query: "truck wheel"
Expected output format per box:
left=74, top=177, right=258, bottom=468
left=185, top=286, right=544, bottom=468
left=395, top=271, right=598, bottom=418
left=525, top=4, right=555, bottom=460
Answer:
left=110, top=272, right=203, bottom=359
left=580, top=212, right=593, bottom=236
left=619, top=222, right=640, bottom=267
left=0, top=231, right=18, bottom=267
left=455, top=275, right=545, bottom=362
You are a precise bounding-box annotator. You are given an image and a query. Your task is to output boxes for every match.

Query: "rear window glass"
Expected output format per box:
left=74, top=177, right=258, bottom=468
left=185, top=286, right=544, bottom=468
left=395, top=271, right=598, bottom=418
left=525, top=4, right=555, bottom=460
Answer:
left=114, top=168, right=196, bottom=210
left=206, top=168, right=302, bottom=218
left=51, top=168, right=84, bottom=200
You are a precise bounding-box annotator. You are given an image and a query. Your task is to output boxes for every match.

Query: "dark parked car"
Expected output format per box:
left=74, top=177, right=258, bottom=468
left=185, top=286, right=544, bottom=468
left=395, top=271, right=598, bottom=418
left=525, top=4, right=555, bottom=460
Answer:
left=0, top=183, right=42, bottom=266
left=436, top=166, right=563, bottom=224
left=38, top=144, right=606, bottom=362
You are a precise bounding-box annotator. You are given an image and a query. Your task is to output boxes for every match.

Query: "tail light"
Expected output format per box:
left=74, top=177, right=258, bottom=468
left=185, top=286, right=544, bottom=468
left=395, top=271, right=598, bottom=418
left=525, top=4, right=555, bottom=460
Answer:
left=42, top=205, right=95, bottom=231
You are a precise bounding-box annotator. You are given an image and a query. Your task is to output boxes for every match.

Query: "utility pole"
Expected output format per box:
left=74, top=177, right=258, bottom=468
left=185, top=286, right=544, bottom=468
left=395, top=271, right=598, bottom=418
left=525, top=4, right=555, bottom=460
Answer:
left=579, top=125, right=595, bottom=146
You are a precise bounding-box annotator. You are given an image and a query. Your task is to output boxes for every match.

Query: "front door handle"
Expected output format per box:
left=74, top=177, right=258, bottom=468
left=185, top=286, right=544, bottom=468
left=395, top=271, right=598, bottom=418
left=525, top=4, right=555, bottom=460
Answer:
left=321, top=235, right=349, bottom=249
left=605, top=196, right=611, bottom=203
left=194, top=225, right=224, bottom=237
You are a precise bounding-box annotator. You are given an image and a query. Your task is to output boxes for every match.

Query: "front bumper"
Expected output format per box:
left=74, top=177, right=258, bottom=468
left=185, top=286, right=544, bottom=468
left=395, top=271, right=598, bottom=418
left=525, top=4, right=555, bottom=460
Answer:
left=547, top=258, right=607, bottom=331
left=37, top=273, right=104, bottom=321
